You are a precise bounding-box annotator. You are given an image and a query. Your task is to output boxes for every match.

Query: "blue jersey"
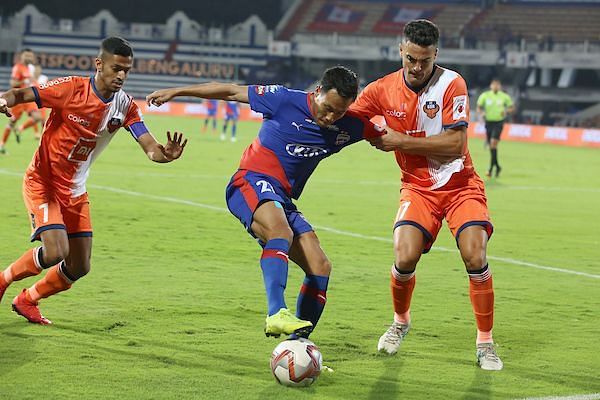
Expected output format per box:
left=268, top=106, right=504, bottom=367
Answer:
left=205, top=99, right=218, bottom=116
left=238, top=85, right=383, bottom=199
left=225, top=101, right=240, bottom=118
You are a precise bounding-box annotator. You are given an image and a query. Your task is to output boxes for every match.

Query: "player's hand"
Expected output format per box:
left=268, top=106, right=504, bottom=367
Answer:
left=146, top=89, right=177, bottom=107
left=0, top=98, right=12, bottom=118
left=366, top=130, right=405, bottom=152
left=159, top=131, right=187, bottom=161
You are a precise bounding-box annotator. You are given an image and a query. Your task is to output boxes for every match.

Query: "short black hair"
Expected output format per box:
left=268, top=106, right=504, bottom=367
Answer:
left=320, top=66, right=359, bottom=100
left=403, top=19, right=439, bottom=47
left=491, top=77, right=501, bottom=83
left=21, top=48, right=33, bottom=53
left=99, top=36, right=133, bottom=58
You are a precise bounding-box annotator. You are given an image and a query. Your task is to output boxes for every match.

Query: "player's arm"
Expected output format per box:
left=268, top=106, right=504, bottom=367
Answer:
left=146, top=83, right=249, bottom=107
left=0, top=87, right=37, bottom=117
left=136, top=131, right=187, bottom=163
left=367, top=126, right=466, bottom=158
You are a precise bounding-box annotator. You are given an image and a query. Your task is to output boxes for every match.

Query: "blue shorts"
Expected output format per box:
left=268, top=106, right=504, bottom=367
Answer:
left=225, top=170, right=313, bottom=239
left=225, top=114, right=238, bottom=121
left=206, top=110, right=217, bottom=117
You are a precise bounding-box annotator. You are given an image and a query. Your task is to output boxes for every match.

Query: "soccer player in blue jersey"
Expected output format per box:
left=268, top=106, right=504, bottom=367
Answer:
left=202, top=99, right=218, bottom=133
left=147, top=66, right=383, bottom=338
left=221, top=101, right=240, bottom=142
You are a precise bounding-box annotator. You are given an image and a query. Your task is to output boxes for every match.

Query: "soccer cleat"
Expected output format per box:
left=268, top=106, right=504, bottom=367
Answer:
left=12, top=289, right=52, bottom=325
left=230, top=136, right=237, bottom=143
left=377, top=322, right=410, bottom=355
left=476, top=342, right=503, bottom=370
left=264, top=308, right=313, bottom=338
left=220, top=133, right=226, bottom=141
left=485, top=169, right=492, bottom=178
left=495, top=166, right=502, bottom=178
left=0, top=146, right=6, bottom=155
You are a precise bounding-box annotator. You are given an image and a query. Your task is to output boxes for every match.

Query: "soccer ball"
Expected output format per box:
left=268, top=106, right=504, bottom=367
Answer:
left=270, top=338, right=322, bottom=387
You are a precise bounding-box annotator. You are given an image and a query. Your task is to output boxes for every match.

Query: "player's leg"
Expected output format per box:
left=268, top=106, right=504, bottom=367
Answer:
left=221, top=117, right=229, bottom=141
left=491, top=122, right=503, bottom=177
left=484, top=121, right=491, bottom=149
left=1, top=182, right=67, bottom=304
left=11, top=228, right=70, bottom=325
left=287, top=228, right=331, bottom=337
left=0, top=112, right=19, bottom=153
left=225, top=172, right=312, bottom=336
left=447, top=185, right=502, bottom=370
left=211, top=115, right=217, bottom=132
left=230, top=119, right=238, bottom=142
left=18, top=109, right=43, bottom=138
left=379, top=191, right=441, bottom=354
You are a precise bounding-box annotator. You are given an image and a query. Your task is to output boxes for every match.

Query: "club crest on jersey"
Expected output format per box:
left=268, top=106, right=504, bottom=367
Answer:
left=423, top=100, right=439, bottom=119
left=108, top=113, right=124, bottom=133
left=335, top=132, right=351, bottom=145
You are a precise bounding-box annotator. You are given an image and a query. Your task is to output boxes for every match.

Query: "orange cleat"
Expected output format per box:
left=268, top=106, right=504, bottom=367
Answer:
left=12, top=289, right=52, bottom=325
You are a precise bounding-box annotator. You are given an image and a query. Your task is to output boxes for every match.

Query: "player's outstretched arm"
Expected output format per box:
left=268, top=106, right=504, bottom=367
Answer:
left=367, top=127, right=465, bottom=158
left=138, top=131, right=188, bottom=163
left=146, top=83, right=250, bottom=107
left=0, top=87, right=36, bottom=118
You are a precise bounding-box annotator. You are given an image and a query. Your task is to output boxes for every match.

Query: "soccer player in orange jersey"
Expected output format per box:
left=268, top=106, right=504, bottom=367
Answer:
left=351, top=20, right=503, bottom=370
left=18, top=64, right=49, bottom=140
left=0, top=37, right=187, bottom=325
left=0, top=49, right=44, bottom=153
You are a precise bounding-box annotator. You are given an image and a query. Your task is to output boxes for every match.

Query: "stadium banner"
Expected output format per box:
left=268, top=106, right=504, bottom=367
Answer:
left=373, top=5, right=438, bottom=34
left=36, top=52, right=237, bottom=79
left=134, top=100, right=263, bottom=121
left=469, top=122, right=600, bottom=148
left=307, top=3, right=366, bottom=33
left=369, top=116, right=600, bottom=148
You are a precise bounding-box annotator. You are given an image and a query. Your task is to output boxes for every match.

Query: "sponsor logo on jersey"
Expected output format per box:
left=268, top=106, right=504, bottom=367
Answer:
left=453, top=95, right=467, bottom=120
left=286, top=143, right=328, bottom=158
left=423, top=100, right=440, bottom=119
left=385, top=109, right=407, bottom=119
left=67, top=113, right=91, bottom=127
left=255, top=85, right=279, bottom=96
left=38, top=76, right=72, bottom=90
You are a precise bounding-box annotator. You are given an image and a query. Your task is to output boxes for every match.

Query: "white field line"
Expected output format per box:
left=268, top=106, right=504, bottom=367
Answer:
left=1, top=169, right=598, bottom=280
left=515, top=393, right=600, bottom=400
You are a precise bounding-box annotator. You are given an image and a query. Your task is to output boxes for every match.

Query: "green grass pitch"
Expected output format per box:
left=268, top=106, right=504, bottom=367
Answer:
left=0, top=115, right=598, bottom=399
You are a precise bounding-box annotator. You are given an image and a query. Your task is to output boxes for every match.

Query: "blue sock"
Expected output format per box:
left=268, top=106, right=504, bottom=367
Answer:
left=296, top=274, right=329, bottom=335
left=261, top=238, right=290, bottom=316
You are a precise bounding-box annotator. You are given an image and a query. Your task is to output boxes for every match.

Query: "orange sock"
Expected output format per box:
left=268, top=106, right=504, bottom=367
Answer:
left=1, top=126, right=11, bottom=145
left=390, top=265, right=416, bottom=325
left=1, top=247, right=44, bottom=286
left=20, top=118, right=37, bottom=131
left=468, top=264, right=495, bottom=344
left=27, top=264, right=72, bottom=303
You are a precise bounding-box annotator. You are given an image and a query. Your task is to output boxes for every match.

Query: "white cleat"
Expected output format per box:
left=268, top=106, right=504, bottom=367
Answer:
left=476, top=343, right=503, bottom=371
left=377, top=322, right=410, bottom=355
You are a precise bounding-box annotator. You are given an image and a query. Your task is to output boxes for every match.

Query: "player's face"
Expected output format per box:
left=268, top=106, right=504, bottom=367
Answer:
left=21, top=51, right=35, bottom=65
left=96, top=53, right=133, bottom=93
left=400, top=41, right=437, bottom=88
left=491, top=80, right=501, bottom=92
left=312, top=87, right=354, bottom=128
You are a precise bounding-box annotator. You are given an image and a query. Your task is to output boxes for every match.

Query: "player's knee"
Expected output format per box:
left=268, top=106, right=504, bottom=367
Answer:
left=312, top=258, right=332, bottom=276
left=267, top=225, right=294, bottom=244
left=42, top=244, right=69, bottom=266
left=394, top=244, right=421, bottom=270
left=73, top=261, right=91, bottom=280
left=462, top=252, right=486, bottom=271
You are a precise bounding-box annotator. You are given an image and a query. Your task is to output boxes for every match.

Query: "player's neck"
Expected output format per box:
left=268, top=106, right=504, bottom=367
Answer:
left=92, top=75, right=114, bottom=101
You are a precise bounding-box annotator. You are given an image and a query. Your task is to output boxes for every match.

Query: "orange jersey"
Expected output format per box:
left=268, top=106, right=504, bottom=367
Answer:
left=27, top=76, right=145, bottom=203
left=11, top=63, right=32, bottom=88
left=351, top=66, right=475, bottom=190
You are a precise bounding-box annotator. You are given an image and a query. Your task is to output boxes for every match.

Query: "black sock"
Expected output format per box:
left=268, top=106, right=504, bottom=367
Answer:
left=491, top=148, right=498, bottom=169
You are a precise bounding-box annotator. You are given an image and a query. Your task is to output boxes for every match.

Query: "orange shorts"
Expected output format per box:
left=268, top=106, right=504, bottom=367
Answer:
left=394, top=177, right=493, bottom=253
left=23, top=175, right=93, bottom=242
left=10, top=102, right=38, bottom=122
